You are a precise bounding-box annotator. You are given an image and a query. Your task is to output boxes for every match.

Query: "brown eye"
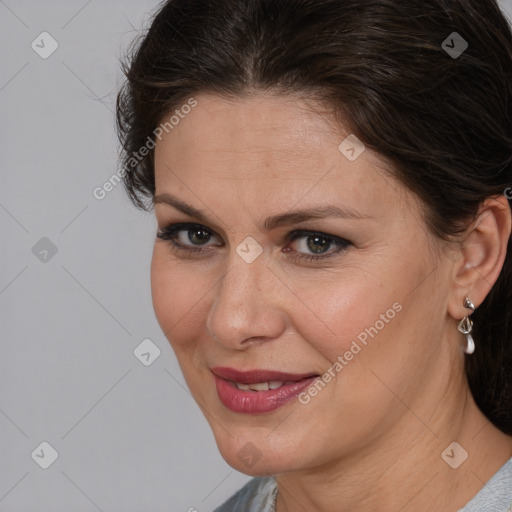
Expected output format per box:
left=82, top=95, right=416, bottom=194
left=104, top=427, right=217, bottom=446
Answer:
left=304, top=234, right=333, bottom=254
left=187, top=227, right=212, bottom=245
left=285, top=230, right=351, bottom=264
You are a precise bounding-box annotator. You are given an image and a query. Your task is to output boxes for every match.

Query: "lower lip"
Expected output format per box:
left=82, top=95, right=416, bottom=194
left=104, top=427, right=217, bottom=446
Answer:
left=213, top=374, right=319, bottom=414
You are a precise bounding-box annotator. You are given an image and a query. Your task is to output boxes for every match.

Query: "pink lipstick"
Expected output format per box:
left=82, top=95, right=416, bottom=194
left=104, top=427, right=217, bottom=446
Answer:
left=211, top=366, right=319, bottom=414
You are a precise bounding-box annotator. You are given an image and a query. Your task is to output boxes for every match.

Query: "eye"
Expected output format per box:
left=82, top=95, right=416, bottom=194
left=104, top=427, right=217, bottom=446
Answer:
left=285, top=230, right=351, bottom=263
left=156, top=222, right=221, bottom=253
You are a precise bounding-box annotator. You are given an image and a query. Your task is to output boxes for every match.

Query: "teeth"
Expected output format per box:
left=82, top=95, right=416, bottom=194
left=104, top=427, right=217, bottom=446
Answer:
left=249, top=382, right=269, bottom=391
left=234, top=381, right=286, bottom=391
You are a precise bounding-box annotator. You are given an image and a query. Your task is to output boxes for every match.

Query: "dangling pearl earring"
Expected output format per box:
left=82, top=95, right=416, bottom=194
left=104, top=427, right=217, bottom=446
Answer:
left=457, top=296, right=475, bottom=354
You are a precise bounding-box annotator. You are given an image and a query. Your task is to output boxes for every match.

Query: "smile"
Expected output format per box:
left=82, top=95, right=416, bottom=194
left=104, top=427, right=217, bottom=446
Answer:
left=211, top=367, right=320, bottom=414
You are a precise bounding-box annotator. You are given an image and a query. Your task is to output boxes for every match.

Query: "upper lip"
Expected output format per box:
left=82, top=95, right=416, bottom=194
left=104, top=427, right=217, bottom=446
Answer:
left=211, top=366, right=318, bottom=384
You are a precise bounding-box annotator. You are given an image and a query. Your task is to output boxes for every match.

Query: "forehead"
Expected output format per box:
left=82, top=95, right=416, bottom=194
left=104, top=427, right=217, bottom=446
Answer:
left=156, top=93, right=340, bottom=162
left=153, top=92, right=410, bottom=221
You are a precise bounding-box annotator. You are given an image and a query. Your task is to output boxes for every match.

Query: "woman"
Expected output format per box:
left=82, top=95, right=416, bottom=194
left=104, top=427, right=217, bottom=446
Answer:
left=116, top=0, right=512, bottom=510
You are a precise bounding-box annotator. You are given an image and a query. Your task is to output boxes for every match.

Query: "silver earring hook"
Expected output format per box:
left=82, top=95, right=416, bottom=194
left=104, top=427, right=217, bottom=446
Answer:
left=458, top=296, right=475, bottom=354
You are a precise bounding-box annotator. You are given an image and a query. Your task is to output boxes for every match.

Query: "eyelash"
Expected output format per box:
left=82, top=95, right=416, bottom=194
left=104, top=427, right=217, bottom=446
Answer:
left=156, top=222, right=351, bottom=263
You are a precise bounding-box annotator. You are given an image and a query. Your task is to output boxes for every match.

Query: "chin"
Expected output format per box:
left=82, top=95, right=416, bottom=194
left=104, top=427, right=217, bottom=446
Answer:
left=213, top=432, right=304, bottom=477
left=221, top=449, right=294, bottom=477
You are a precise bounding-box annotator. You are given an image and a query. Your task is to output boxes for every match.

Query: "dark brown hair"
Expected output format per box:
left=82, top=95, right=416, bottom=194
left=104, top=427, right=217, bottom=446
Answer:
left=116, top=0, right=512, bottom=434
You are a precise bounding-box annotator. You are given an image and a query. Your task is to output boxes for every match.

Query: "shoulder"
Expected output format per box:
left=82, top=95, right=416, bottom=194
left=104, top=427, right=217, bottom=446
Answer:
left=459, top=457, right=512, bottom=512
left=213, top=476, right=278, bottom=512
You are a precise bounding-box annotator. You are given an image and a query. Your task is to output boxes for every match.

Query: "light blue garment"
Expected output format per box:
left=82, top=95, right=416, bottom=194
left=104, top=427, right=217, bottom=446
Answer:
left=213, top=457, right=512, bottom=512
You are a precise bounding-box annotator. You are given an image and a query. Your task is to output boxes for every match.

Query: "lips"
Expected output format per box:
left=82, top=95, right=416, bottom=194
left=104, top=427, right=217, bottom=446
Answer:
left=211, top=366, right=320, bottom=414
left=211, top=366, right=318, bottom=384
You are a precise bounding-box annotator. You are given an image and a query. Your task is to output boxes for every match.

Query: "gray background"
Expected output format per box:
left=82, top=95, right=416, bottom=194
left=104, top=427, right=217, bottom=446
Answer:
left=1, top=1, right=511, bottom=511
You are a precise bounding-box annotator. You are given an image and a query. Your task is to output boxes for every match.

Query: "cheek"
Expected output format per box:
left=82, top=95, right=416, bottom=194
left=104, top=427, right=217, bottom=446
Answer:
left=150, top=246, right=207, bottom=348
left=286, top=271, right=392, bottom=360
left=287, top=267, right=419, bottom=418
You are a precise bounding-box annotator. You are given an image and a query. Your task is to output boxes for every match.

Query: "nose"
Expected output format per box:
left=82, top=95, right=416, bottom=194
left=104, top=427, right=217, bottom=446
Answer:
left=205, top=249, right=288, bottom=350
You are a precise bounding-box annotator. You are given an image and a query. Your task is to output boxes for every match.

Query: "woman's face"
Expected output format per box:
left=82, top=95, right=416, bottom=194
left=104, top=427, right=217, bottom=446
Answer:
left=151, top=92, right=455, bottom=475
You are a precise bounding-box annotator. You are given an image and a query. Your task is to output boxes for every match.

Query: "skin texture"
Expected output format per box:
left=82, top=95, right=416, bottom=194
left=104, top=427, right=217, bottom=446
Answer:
left=151, top=93, right=512, bottom=512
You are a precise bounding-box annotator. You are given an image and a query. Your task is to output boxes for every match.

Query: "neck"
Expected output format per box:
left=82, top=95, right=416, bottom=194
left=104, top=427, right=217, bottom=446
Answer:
left=275, top=374, right=512, bottom=512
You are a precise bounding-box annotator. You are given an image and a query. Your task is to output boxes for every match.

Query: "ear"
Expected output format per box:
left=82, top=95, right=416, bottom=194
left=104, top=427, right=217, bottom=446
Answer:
left=447, top=194, right=511, bottom=320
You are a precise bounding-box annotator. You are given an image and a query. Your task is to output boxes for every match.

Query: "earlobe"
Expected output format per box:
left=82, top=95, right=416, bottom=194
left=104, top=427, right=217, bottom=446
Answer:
left=448, top=194, right=511, bottom=322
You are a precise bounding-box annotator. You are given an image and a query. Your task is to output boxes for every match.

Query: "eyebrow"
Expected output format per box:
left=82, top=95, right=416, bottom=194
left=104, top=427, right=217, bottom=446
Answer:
left=153, top=192, right=371, bottom=231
